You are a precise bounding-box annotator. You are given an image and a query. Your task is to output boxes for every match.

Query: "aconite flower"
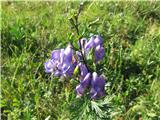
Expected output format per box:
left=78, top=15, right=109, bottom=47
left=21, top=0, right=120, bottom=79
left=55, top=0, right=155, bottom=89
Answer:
left=45, top=35, right=106, bottom=100
left=45, top=44, right=76, bottom=77
left=90, top=72, right=105, bottom=99
left=79, top=35, right=105, bottom=63
left=76, top=73, right=91, bottom=97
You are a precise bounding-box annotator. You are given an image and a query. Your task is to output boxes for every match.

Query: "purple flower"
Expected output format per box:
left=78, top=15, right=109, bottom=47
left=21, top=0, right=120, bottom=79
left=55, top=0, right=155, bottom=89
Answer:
left=76, top=73, right=91, bottom=97
left=75, top=63, right=90, bottom=97
left=90, top=72, right=105, bottom=99
left=76, top=51, right=82, bottom=61
left=76, top=72, right=106, bottom=99
left=94, top=35, right=103, bottom=46
left=44, top=59, right=56, bottom=73
left=85, top=35, right=103, bottom=50
left=94, top=45, right=105, bottom=63
left=54, top=70, right=62, bottom=77
left=61, top=44, right=77, bottom=76
left=76, top=85, right=84, bottom=97
left=78, top=63, right=88, bottom=81
left=80, top=73, right=91, bottom=88
left=45, top=50, right=63, bottom=76
left=63, top=44, right=73, bottom=63
left=45, top=44, right=76, bottom=77
left=45, top=35, right=106, bottom=100
left=51, top=49, right=64, bottom=65
left=85, top=36, right=95, bottom=51
left=82, top=35, right=105, bottom=62
left=52, top=49, right=61, bottom=60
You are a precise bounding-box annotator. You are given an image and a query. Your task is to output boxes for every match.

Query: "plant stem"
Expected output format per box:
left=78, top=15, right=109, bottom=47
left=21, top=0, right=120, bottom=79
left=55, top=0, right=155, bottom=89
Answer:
left=69, top=3, right=90, bottom=72
left=75, top=6, right=90, bottom=72
left=78, top=38, right=90, bottom=72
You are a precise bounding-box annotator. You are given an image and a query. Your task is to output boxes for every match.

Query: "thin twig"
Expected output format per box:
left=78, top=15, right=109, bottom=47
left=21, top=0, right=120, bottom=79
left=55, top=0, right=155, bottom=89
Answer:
left=69, top=2, right=90, bottom=72
left=78, top=38, right=90, bottom=72
left=76, top=3, right=90, bottom=72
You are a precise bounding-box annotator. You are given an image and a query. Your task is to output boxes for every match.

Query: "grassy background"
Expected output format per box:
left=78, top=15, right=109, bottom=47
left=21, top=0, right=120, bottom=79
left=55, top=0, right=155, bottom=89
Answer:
left=1, top=1, right=160, bottom=120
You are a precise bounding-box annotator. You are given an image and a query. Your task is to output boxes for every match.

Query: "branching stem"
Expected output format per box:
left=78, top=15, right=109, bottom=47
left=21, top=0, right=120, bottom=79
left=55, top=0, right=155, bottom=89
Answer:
left=71, top=3, right=90, bottom=72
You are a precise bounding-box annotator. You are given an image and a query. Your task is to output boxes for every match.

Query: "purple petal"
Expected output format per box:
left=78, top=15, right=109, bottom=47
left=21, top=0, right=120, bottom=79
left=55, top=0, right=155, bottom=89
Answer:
left=76, top=51, right=83, bottom=61
left=92, top=72, right=98, bottom=81
left=52, top=50, right=61, bottom=60
left=98, top=76, right=106, bottom=89
left=66, top=65, right=75, bottom=76
left=57, top=62, right=63, bottom=70
left=54, top=70, right=62, bottom=77
left=60, top=49, right=65, bottom=63
left=85, top=36, right=95, bottom=50
left=94, top=35, right=103, bottom=46
left=64, top=44, right=73, bottom=63
left=62, top=63, right=71, bottom=74
left=76, top=85, right=85, bottom=97
left=92, top=72, right=105, bottom=90
left=90, top=72, right=105, bottom=99
left=45, top=60, right=56, bottom=73
left=90, top=88, right=98, bottom=99
left=79, top=63, right=88, bottom=80
left=81, top=73, right=91, bottom=88
left=95, top=45, right=105, bottom=62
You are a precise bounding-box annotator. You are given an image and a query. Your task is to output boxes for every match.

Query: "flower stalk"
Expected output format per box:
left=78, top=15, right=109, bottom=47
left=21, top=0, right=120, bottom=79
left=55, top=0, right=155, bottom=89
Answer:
left=44, top=3, right=106, bottom=99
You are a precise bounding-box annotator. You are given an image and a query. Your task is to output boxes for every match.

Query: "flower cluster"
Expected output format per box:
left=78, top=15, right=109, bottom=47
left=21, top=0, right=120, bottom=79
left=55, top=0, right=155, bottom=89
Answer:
left=45, top=35, right=106, bottom=99
left=76, top=35, right=105, bottom=63
left=76, top=66, right=105, bottom=99
left=45, top=44, right=77, bottom=78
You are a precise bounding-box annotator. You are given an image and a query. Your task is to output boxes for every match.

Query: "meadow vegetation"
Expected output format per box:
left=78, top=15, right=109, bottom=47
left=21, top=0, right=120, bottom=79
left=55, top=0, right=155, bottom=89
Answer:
left=1, top=1, right=160, bottom=120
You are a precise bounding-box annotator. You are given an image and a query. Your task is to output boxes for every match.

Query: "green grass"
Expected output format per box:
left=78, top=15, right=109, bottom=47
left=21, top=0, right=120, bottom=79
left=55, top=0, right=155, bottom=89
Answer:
left=1, top=1, right=160, bottom=120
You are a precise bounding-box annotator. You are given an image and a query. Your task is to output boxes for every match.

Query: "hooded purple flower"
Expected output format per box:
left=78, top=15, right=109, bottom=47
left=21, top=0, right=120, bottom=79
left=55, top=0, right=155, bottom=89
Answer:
left=76, top=85, right=84, bottom=97
left=84, top=35, right=103, bottom=50
left=60, top=44, right=77, bottom=76
left=90, top=72, right=105, bottom=99
left=45, top=50, right=63, bottom=76
left=63, top=44, right=73, bottom=63
left=44, top=59, right=56, bottom=73
left=61, top=45, right=74, bottom=75
left=85, top=36, right=95, bottom=51
left=94, top=35, right=103, bottom=46
left=82, top=35, right=105, bottom=63
left=76, top=73, right=91, bottom=97
left=81, top=73, right=91, bottom=88
left=94, top=45, right=105, bottom=63
left=78, top=63, right=88, bottom=81
left=45, top=44, right=77, bottom=77
left=52, top=49, right=62, bottom=61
